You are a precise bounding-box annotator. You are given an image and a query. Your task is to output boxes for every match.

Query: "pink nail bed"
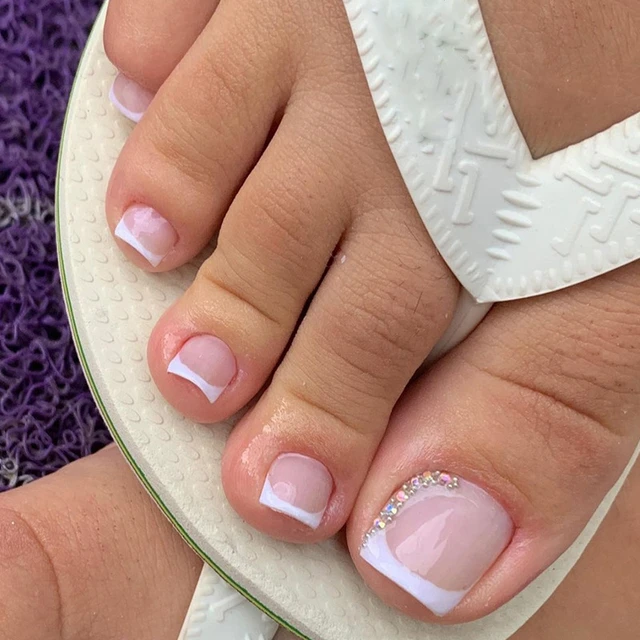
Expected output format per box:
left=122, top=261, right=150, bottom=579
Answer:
left=109, top=72, right=154, bottom=122
left=167, top=335, right=237, bottom=404
left=360, top=471, right=513, bottom=616
left=259, top=454, right=333, bottom=529
left=115, top=205, right=178, bottom=267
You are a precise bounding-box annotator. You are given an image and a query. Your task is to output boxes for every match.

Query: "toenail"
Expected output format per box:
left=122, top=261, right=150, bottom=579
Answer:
left=115, top=205, right=178, bottom=266
left=167, top=335, right=237, bottom=403
left=259, top=454, right=333, bottom=529
left=360, top=471, right=513, bottom=617
left=109, top=72, right=154, bottom=123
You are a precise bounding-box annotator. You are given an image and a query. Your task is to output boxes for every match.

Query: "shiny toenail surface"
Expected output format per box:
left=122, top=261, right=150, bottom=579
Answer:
left=109, top=72, right=154, bottom=122
left=115, top=205, right=177, bottom=266
left=167, top=335, right=237, bottom=403
left=259, top=454, right=333, bottom=529
left=360, top=471, right=513, bottom=616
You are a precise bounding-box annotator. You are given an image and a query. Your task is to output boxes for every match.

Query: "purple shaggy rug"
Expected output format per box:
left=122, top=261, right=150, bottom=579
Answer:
left=0, top=0, right=110, bottom=491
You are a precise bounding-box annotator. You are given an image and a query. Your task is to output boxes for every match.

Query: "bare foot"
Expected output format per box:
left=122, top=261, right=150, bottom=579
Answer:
left=101, top=0, right=640, bottom=620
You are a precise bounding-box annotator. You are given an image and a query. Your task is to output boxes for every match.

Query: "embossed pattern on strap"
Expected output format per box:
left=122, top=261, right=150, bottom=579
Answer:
left=344, top=0, right=640, bottom=302
left=178, top=565, right=280, bottom=640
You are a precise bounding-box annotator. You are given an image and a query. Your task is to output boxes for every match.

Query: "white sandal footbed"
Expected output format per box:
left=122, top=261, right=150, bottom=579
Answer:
left=57, top=3, right=640, bottom=639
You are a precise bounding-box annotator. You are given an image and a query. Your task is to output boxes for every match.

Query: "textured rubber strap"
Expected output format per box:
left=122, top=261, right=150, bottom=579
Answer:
left=344, top=0, right=640, bottom=304
left=178, top=565, right=279, bottom=640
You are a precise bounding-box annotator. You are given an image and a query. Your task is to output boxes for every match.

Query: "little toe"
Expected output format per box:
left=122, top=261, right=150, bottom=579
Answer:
left=108, top=74, right=155, bottom=125
left=106, top=3, right=292, bottom=271
left=104, top=0, right=220, bottom=101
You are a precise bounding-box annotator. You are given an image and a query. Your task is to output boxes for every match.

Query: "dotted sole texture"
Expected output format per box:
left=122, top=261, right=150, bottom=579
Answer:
left=57, top=4, right=640, bottom=640
left=344, top=0, right=640, bottom=303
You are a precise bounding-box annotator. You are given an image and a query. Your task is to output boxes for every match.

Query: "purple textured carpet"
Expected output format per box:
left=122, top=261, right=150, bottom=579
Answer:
left=0, top=0, right=109, bottom=491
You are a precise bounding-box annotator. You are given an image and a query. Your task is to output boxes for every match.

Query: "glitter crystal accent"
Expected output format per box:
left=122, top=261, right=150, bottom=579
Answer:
left=361, top=471, right=460, bottom=548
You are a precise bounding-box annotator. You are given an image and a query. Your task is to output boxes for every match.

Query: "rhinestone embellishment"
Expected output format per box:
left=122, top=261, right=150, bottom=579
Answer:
left=361, top=471, right=459, bottom=549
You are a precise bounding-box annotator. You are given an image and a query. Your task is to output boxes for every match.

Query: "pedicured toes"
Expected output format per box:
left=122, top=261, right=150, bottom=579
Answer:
left=360, top=471, right=512, bottom=616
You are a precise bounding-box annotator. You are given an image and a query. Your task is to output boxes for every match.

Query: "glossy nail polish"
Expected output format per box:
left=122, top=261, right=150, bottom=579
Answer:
left=109, top=72, right=154, bottom=122
left=115, top=205, right=177, bottom=267
left=259, top=454, right=333, bottom=529
left=167, top=335, right=237, bottom=404
left=360, top=471, right=513, bottom=616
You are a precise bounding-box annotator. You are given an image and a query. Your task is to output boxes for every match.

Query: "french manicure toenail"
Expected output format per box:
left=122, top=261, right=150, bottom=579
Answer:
left=259, top=454, right=333, bottom=529
left=167, top=335, right=237, bottom=404
left=360, top=471, right=513, bottom=617
left=115, top=205, right=177, bottom=266
left=109, top=72, right=154, bottom=122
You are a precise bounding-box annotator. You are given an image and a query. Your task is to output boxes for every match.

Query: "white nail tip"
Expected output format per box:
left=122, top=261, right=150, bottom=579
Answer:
left=109, top=82, right=144, bottom=123
left=167, top=355, right=226, bottom=404
left=360, top=533, right=467, bottom=617
left=259, top=478, right=325, bottom=529
left=114, top=218, right=164, bottom=267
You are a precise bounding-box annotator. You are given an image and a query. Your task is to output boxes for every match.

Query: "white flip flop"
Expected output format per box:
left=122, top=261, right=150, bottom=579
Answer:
left=57, top=2, right=640, bottom=639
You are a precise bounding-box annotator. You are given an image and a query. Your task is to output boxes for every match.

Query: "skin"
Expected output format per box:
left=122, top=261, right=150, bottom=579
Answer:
left=4, top=0, right=638, bottom=632
left=0, top=446, right=638, bottom=638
